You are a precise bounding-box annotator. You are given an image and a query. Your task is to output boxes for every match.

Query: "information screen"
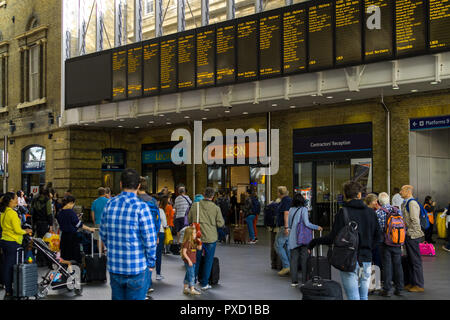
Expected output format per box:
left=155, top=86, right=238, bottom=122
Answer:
left=112, top=48, right=127, bottom=101
left=143, top=41, right=160, bottom=96
left=364, top=0, right=393, bottom=61
left=335, top=0, right=362, bottom=66
left=396, top=0, right=426, bottom=56
left=178, top=33, right=196, bottom=90
left=429, top=0, right=450, bottom=51
left=160, top=38, right=177, bottom=94
left=65, top=51, right=112, bottom=109
left=283, top=6, right=307, bottom=74
left=216, top=24, right=236, bottom=85
left=259, top=12, right=282, bottom=77
left=197, top=28, right=216, bottom=87
left=127, top=45, right=143, bottom=98
left=237, top=18, right=258, bottom=81
left=309, top=2, right=334, bottom=71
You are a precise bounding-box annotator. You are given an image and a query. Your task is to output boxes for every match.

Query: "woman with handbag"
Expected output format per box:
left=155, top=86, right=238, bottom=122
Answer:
left=287, top=193, right=322, bottom=287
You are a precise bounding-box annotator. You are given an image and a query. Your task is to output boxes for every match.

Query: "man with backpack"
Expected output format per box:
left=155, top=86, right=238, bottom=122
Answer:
left=400, top=185, right=425, bottom=293
left=307, top=181, right=381, bottom=300
left=31, top=188, right=53, bottom=238
left=174, top=187, right=192, bottom=243
left=376, top=192, right=405, bottom=297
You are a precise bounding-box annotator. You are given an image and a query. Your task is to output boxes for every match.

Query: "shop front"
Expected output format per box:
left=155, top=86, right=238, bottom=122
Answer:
left=22, top=145, right=46, bottom=195
left=102, top=149, right=127, bottom=196
left=206, top=139, right=267, bottom=207
left=142, top=142, right=187, bottom=194
left=293, top=123, right=373, bottom=230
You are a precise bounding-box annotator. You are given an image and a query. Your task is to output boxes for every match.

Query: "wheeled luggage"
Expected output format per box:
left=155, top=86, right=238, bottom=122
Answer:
left=82, top=233, right=106, bottom=282
left=13, top=247, right=38, bottom=299
left=232, top=211, right=247, bottom=244
left=301, top=246, right=343, bottom=300
left=199, top=256, right=220, bottom=285
left=306, top=231, right=331, bottom=280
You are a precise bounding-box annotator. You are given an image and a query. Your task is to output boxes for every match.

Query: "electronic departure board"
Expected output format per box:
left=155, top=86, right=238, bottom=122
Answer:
left=283, top=6, right=307, bottom=74
left=127, top=45, right=143, bottom=98
left=197, top=28, right=216, bottom=88
left=112, top=48, right=127, bottom=101
left=309, top=1, right=334, bottom=71
left=429, top=0, right=450, bottom=51
left=178, top=33, right=196, bottom=90
left=160, top=38, right=177, bottom=94
left=259, top=12, right=282, bottom=78
left=364, top=0, right=393, bottom=61
left=335, top=0, right=362, bottom=66
left=396, top=0, right=426, bottom=56
left=66, top=0, right=450, bottom=110
left=237, top=18, right=258, bottom=81
left=143, top=41, right=160, bottom=96
left=66, top=51, right=112, bottom=109
left=216, top=23, right=236, bottom=85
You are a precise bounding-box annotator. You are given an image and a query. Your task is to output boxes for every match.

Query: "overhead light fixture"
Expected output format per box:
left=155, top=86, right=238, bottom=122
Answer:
left=184, top=116, right=190, bottom=119
left=135, top=126, right=140, bottom=129
left=149, top=121, right=154, bottom=124
left=311, top=94, right=317, bottom=97
left=290, top=106, right=296, bottom=109
left=166, top=122, right=172, bottom=125
left=392, top=85, right=400, bottom=90
left=430, top=81, right=439, bottom=85
left=345, top=98, right=352, bottom=101
left=119, top=119, right=125, bottom=122
left=243, top=112, right=248, bottom=115
left=225, top=110, right=231, bottom=113
left=84, top=123, right=89, bottom=126
left=118, top=125, right=123, bottom=128
left=159, top=114, right=165, bottom=117
left=326, top=96, right=333, bottom=99
left=272, top=103, right=277, bottom=107
left=202, top=117, right=207, bottom=120
left=204, top=109, right=210, bottom=112
left=411, top=89, right=418, bottom=93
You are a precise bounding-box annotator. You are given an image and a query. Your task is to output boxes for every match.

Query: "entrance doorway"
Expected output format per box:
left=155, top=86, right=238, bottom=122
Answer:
left=295, top=159, right=372, bottom=229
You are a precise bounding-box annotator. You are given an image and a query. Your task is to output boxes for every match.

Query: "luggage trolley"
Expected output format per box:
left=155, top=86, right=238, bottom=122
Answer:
left=31, top=237, right=83, bottom=299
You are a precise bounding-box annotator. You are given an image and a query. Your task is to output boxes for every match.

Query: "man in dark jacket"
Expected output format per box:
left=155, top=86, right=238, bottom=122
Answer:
left=31, top=188, right=53, bottom=238
left=308, top=181, right=382, bottom=300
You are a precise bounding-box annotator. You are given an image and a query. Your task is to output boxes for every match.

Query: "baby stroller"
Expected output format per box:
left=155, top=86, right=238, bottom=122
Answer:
left=31, top=237, right=83, bottom=299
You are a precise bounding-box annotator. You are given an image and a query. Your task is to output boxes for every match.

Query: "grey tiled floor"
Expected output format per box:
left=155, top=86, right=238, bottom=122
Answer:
left=6, top=228, right=450, bottom=300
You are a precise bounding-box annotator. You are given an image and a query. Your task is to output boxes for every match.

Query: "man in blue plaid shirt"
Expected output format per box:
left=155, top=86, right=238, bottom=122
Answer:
left=100, top=168, right=158, bottom=300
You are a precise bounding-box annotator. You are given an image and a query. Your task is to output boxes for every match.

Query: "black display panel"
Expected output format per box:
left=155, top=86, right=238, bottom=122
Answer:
left=160, top=38, right=177, bottom=94
left=112, top=48, right=127, bottom=101
left=65, top=51, right=112, bottom=109
left=259, top=11, right=282, bottom=78
left=364, top=0, right=394, bottom=62
left=429, top=0, right=450, bottom=51
left=216, top=24, right=236, bottom=85
left=127, top=45, right=143, bottom=98
left=335, top=0, right=363, bottom=66
left=309, top=1, right=334, bottom=71
left=396, top=0, right=426, bottom=57
left=197, top=27, right=216, bottom=87
left=237, top=18, right=258, bottom=81
left=143, top=40, right=160, bottom=96
left=178, top=32, right=196, bottom=90
left=283, top=6, right=307, bottom=74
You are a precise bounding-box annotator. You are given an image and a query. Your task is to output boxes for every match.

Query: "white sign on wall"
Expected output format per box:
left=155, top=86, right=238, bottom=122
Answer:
left=30, top=186, right=39, bottom=195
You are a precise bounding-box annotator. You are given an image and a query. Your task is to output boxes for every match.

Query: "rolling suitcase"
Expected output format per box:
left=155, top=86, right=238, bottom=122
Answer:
left=83, top=233, right=107, bottom=282
left=13, top=247, right=38, bottom=299
left=301, top=246, right=343, bottom=300
left=199, top=257, right=220, bottom=285
left=232, top=211, right=247, bottom=244
left=306, top=231, right=331, bottom=280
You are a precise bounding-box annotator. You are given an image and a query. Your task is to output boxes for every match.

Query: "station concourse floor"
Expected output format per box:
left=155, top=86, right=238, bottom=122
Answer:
left=8, top=228, right=450, bottom=300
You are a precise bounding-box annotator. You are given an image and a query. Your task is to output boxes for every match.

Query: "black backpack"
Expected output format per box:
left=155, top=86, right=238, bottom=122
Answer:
left=263, top=202, right=279, bottom=228
left=31, top=196, right=49, bottom=223
left=328, top=207, right=359, bottom=272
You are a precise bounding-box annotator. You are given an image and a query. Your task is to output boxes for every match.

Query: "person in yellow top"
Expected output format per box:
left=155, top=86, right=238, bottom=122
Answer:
left=0, top=192, right=32, bottom=300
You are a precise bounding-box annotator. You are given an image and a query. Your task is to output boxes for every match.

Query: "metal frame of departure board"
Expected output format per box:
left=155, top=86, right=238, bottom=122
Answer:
left=65, top=0, right=450, bottom=110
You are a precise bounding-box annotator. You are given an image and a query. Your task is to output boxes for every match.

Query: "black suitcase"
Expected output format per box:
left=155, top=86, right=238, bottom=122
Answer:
left=199, top=257, right=220, bottom=285
left=301, top=246, right=343, bottom=300
left=13, top=248, right=38, bottom=299
left=306, top=232, right=331, bottom=280
left=83, top=233, right=106, bottom=282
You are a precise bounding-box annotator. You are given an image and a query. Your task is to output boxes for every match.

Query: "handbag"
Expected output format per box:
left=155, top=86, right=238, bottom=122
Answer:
left=164, top=227, right=173, bottom=245
left=419, top=241, right=435, bottom=256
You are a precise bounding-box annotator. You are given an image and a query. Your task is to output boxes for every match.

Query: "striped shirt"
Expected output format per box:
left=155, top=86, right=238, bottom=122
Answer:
left=174, top=195, right=192, bottom=219
left=100, top=191, right=158, bottom=275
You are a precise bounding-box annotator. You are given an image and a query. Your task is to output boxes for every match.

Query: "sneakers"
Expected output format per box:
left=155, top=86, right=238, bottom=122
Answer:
left=156, top=274, right=164, bottom=280
left=408, top=286, right=424, bottom=293
left=394, top=289, right=404, bottom=296
left=442, top=245, right=450, bottom=252
left=404, top=284, right=413, bottom=290
left=379, top=290, right=392, bottom=297
left=290, top=283, right=299, bottom=288
left=201, top=284, right=212, bottom=291
left=254, top=238, right=258, bottom=243
left=278, top=268, right=290, bottom=276
left=148, top=288, right=154, bottom=293
left=248, top=240, right=257, bottom=245
left=190, top=288, right=201, bottom=295
left=183, top=288, right=190, bottom=295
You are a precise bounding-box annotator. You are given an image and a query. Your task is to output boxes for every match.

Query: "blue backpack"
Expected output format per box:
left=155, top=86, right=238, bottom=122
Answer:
left=406, top=199, right=430, bottom=230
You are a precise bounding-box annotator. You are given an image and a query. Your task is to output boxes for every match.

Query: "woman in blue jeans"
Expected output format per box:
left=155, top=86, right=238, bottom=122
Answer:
left=242, top=189, right=257, bottom=244
left=156, top=196, right=168, bottom=280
